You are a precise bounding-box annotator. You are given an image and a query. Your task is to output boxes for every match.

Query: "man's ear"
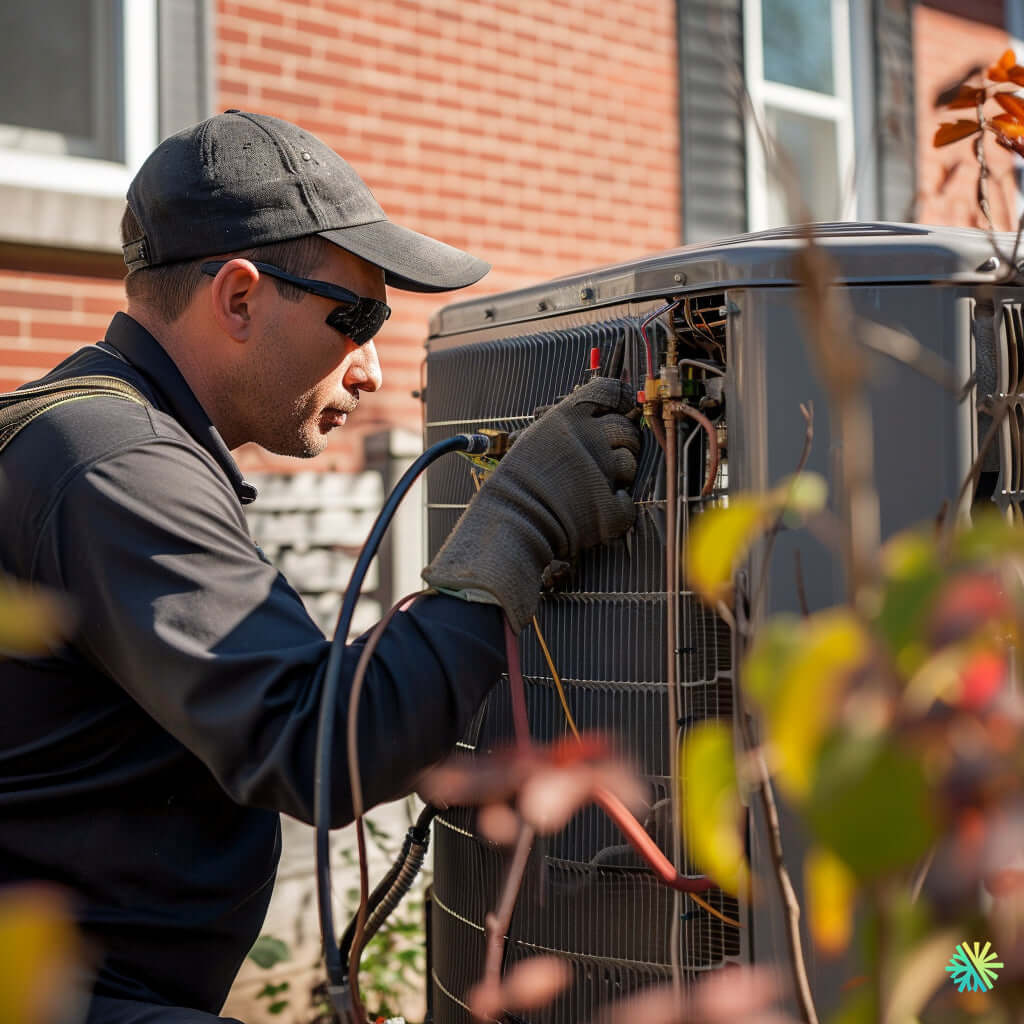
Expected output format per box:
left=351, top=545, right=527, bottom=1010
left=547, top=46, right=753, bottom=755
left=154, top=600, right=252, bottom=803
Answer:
left=207, top=259, right=263, bottom=342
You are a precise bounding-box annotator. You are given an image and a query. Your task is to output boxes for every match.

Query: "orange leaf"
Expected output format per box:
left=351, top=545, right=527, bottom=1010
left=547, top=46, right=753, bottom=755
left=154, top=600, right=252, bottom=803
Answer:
left=933, top=120, right=982, bottom=147
left=1009, top=67, right=1024, bottom=87
left=946, top=85, right=987, bottom=109
left=994, top=92, right=1024, bottom=119
left=988, top=52, right=1015, bottom=82
left=992, top=113, right=1024, bottom=138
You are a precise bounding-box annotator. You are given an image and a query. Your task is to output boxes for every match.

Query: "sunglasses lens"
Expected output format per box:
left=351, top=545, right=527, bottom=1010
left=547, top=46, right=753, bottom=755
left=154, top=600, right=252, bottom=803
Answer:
left=327, top=300, right=390, bottom=345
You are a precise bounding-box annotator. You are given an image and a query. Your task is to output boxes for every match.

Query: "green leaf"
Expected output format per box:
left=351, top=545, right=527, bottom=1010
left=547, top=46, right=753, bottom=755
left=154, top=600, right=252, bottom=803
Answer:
left=247, top=934, right=291, bottom=969
left=681, top=722, right=747, bottom=894
left=875, top=531, right=944, bottom=675
left=826, top=987, right=873, bottom=1024
left=808, top=734, right=937, bottom=880
left=954, top=506, right=1024, bottom=563
left=268, top=999, right=289, bottom=1014
left=686, top=475, right=828, bottom=606
left=744, top=610, right=869, bottom=801
left=777, top=471, right=828, bottom=514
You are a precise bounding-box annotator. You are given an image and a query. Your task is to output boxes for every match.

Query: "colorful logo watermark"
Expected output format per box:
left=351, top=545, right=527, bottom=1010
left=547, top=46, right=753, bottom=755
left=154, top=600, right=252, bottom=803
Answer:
left=946, top=941, right=1003, bottom=992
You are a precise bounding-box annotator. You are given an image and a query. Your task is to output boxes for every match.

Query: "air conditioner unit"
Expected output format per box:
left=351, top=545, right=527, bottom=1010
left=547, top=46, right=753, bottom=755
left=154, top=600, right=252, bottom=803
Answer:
left=421, top=223, right=1022, bottom=1022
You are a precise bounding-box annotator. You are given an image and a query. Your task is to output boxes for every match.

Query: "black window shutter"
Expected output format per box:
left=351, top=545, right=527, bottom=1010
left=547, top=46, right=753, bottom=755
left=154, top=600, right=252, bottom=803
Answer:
left=157, top=0, right=212, bottom=141
left=873, top=0, right=917, bottom=221
left=679, top=0, right=748, bottom=243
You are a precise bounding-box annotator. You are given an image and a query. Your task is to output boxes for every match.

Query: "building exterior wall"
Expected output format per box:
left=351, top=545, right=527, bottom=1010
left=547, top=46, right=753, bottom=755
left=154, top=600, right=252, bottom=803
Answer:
left=0, top=0, right=682, bottom=475
left=914, top=2, right=1019, bottom=231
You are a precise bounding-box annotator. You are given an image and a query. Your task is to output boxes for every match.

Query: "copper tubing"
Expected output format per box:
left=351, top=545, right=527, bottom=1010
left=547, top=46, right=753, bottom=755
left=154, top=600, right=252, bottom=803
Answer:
left=594, top=787, right=716, bottom=893
left=667, top=400, right=720, bottom=496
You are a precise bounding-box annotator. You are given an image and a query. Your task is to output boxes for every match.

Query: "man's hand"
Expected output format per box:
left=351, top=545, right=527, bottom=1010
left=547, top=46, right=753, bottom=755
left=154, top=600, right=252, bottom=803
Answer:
left=423, top=377, right=640, bottom=631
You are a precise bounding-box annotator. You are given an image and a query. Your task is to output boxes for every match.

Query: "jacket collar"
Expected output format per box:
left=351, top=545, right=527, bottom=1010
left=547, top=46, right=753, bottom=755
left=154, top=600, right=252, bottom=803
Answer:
left=101, top=312, right=258, bottom=505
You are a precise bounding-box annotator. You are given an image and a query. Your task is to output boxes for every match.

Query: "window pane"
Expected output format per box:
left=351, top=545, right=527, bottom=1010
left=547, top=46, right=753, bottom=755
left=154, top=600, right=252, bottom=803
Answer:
left=761, top=0, right=834, bottom=95
left=764, top=106, right=841, bottom=225
left=0, top=1, right=122, bottom=161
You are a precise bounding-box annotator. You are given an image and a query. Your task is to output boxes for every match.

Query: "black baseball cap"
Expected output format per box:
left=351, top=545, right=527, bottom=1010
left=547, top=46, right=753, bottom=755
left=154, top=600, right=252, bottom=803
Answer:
left=122, top=110, right=490, bottom=293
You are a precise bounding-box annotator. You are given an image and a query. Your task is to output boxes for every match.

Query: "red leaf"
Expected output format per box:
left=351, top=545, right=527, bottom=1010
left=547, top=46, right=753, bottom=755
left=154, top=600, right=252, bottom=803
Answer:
left=929, top=572, right=1012, bottom=647
left=933, top=120, right=982, bottom=147
left=959, top=650, right=1007, bottom=710
left=946, top=85, right=987, bottom=109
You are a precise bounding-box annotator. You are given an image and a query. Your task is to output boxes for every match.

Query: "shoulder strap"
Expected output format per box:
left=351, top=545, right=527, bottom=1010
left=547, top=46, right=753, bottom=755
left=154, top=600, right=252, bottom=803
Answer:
left=0, top=375, right=152, bottom=455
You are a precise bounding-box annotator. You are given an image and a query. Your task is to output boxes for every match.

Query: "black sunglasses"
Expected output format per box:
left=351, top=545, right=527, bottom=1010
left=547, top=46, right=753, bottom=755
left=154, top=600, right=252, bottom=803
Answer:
left=200, top=260, right=391, bottom=346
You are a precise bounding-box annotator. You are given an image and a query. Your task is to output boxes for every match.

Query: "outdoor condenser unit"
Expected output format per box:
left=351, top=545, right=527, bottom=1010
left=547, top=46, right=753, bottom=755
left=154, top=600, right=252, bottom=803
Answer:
left=421, top=223, right=1023, bottom=1022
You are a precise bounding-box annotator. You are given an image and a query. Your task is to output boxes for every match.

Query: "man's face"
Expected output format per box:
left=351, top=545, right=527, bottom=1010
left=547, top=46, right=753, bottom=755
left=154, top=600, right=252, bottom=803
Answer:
left=247, top=244, right=384, bottom=457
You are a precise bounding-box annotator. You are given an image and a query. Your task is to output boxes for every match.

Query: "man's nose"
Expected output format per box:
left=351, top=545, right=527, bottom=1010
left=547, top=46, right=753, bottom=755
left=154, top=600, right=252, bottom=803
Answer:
left=345, top=338, right=382, bottom=393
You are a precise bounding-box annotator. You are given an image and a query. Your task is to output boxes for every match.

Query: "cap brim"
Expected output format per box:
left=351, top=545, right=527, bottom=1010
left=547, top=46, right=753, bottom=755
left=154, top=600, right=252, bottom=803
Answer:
left=319, top=220, right=490, bottom=293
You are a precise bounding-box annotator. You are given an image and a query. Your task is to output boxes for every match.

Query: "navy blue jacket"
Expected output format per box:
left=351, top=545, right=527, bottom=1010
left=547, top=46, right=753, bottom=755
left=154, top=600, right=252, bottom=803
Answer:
left=0, top=313, right=504, bottom=1013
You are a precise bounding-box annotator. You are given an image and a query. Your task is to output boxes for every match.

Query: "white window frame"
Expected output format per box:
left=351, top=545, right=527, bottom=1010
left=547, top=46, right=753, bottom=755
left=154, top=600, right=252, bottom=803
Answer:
left=743, top=0, right=863, bottom=230
left=0, top=0, right=158, bottom=200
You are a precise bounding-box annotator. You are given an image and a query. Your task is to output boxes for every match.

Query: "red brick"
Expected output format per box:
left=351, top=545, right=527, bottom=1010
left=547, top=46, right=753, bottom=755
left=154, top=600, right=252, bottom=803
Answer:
left=231, top=3, right=285, bottom=27
left=0, top=289, right=73, bottom=311
left=28, top=320, right=103, bottom=343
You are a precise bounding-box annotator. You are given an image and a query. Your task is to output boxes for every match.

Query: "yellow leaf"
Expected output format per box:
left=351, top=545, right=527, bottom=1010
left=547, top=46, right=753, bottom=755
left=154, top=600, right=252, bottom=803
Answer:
left=681, top=722, right=748, bottom=895
left=0, top=886, right=80, bottom=1024
left=0, top=581, right=72, bottom=657
left=772, top=471, right=828, bottom=514
left=686, top=497, right=769, bottom=605
left=806, top=846, right=856, bottom=956
left=745, top=610, right=870, bottom=801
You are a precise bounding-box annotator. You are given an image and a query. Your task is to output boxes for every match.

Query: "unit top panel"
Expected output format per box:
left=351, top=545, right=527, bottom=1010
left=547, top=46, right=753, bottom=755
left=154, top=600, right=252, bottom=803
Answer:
left=429, top=222, right=1022, bottom=338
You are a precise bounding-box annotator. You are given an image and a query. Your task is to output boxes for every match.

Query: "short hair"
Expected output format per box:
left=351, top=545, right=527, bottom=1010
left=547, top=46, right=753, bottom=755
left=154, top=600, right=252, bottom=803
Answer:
left=121, top=205, right=328, bottom=323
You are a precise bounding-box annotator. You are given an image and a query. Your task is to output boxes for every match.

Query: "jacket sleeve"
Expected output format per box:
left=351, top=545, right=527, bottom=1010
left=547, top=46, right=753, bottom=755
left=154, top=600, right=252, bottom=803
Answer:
left=31, top=436, right=506, bottom=826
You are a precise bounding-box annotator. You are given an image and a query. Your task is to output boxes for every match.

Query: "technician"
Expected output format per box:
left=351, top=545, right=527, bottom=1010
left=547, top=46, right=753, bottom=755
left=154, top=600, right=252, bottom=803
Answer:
left=0, top=111, right=639, bottom=1023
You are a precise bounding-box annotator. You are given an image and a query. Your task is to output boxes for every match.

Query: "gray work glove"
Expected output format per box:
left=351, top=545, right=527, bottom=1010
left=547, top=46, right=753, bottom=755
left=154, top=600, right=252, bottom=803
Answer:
left=423, top=377, right=640, bottom=632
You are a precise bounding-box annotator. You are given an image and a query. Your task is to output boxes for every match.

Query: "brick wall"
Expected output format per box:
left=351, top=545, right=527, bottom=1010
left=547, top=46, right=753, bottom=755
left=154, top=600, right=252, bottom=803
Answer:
left=914, top=4, right=1019, bottom=230
left=0, top=271, right=125, bottom=393
left=0, top=0, right=681, bottom=475
left=216, top=0, right=681, bottom=473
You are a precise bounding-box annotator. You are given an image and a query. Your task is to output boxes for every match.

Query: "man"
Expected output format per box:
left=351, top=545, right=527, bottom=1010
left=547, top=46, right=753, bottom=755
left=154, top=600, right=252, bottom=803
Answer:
left=0, top=111, right=639, bottom=1022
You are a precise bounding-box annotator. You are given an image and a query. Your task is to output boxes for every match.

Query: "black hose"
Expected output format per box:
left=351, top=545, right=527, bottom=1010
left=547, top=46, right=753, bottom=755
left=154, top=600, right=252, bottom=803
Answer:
left=338, top=804, right=437, bottom=979
left=314, top=433, right=490, bottom=991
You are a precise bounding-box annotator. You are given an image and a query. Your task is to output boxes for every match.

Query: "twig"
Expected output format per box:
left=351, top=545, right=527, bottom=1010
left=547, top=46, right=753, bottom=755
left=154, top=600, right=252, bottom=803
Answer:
left=794, top=549, right=810, bottom=618
left=857, top=323, right=967, bottom=396
left=722, top=602, right=818, bottom=1024
left=481, top=822, right=536, bottom=1019
left=974, top=95, right=996, bottom=233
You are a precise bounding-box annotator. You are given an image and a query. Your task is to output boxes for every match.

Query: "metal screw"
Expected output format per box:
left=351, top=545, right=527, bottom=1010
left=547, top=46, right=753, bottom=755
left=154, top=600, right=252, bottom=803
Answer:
left=673, top=272, right=684, bottom=283
left=579, top=286, right=594, bottom=301
left=537, top=300, right=548, bottom=311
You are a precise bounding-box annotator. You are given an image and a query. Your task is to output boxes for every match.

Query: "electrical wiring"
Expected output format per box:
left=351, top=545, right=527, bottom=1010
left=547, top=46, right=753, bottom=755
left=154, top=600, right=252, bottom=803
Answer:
left=531, top=616, right=579, bottom=743
left=678, top=358, right=726, bottom=378
left=640, top=300, right=682, bottom=379
left=314, top=431, right=490, bottom=1007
